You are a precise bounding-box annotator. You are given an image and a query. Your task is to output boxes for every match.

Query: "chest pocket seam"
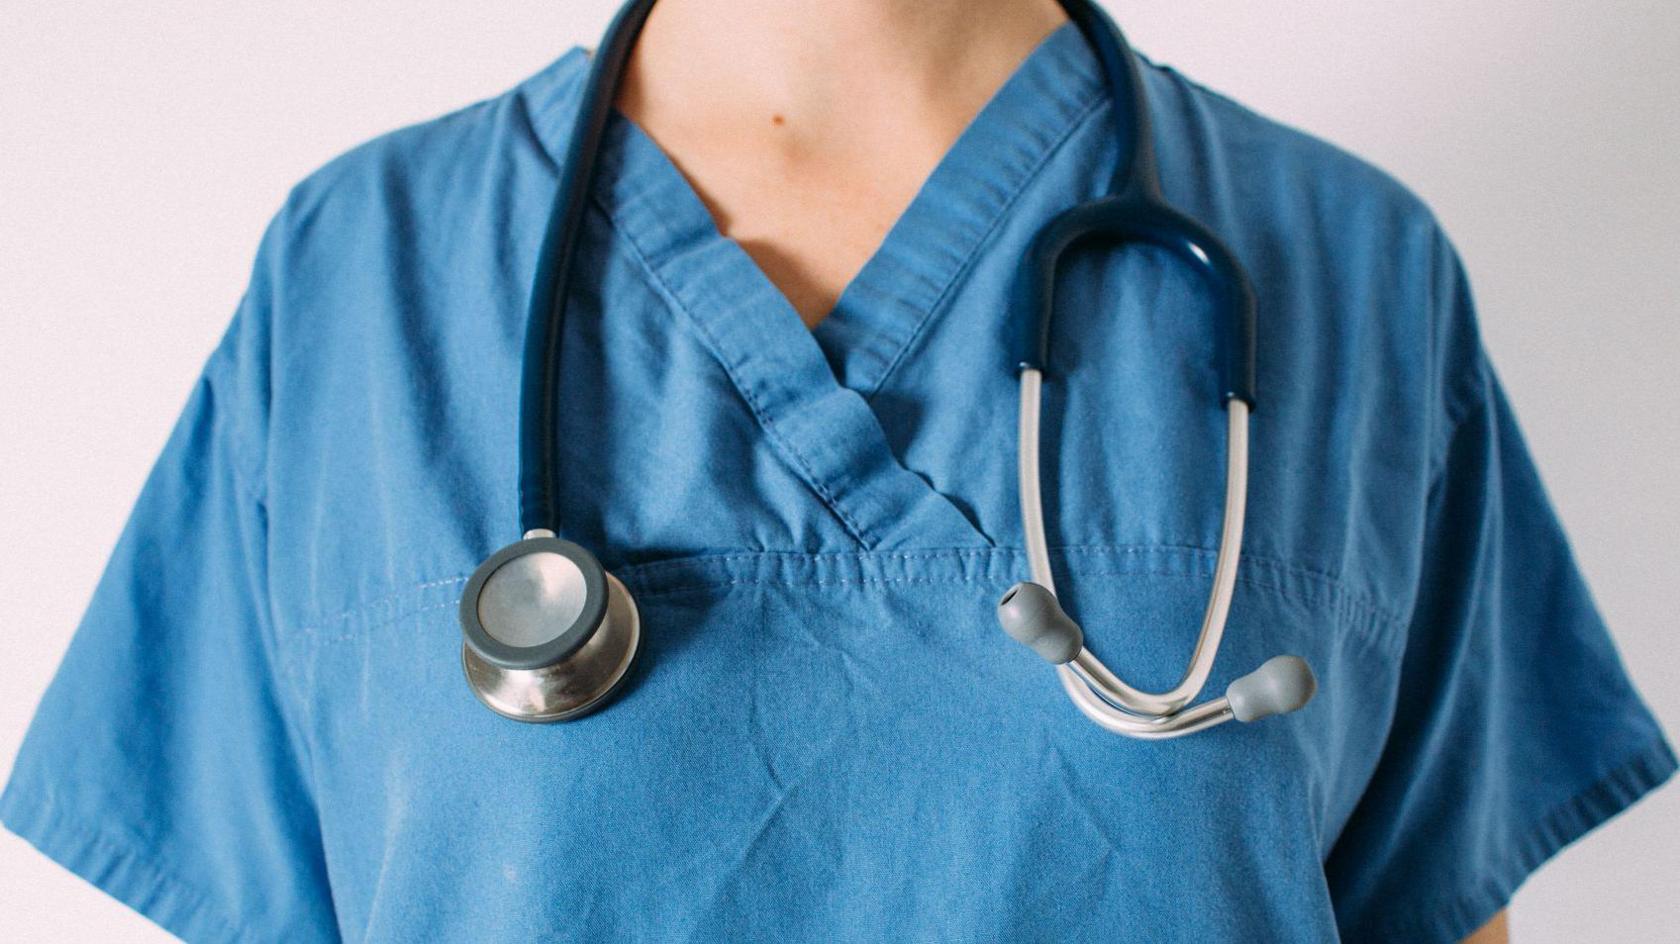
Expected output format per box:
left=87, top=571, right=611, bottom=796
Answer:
left=272, top=544, right=1405, bottom=694
left=616, top=544, right=1405, bottom=660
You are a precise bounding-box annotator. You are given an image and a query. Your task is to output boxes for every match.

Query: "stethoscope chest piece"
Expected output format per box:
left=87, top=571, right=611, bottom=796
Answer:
left=459, top=530, right=641, bottom=722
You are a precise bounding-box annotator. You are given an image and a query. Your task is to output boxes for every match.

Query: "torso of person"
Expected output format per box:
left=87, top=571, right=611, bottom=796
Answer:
left=268, top=36, right=1458, bottom=938
left=12, top=17, right=1671, bottom=944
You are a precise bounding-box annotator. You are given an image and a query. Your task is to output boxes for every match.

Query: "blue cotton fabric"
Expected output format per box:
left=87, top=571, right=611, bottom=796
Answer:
left=5, top=21, right=1674, bottom=944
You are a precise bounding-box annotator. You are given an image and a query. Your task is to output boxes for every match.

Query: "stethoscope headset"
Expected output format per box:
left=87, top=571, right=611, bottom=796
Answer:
left=459, top=0, right=1318, bottom=738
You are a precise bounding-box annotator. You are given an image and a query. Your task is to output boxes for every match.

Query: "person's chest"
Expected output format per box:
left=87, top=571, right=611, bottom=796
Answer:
left=261, top=204, right=1421, bottom=944
left=251, top=59, right=1442, bottom=940
left=289, top=552, right=1363, bottom=942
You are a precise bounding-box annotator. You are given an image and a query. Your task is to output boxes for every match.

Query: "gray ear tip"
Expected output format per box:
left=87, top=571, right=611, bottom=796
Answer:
left=1226, top=655, right=1317, bottom=722
left=1275, top=655, right=1318, bottom=706
left=995, top=582, right=1084, bottom=665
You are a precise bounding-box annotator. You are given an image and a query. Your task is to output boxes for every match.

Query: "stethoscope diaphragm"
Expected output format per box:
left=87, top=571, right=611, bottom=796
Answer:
left=459, top=531, right=641, bottom=722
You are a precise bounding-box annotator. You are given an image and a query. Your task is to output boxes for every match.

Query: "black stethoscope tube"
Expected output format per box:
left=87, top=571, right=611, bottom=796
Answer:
left=1015, top=0, right=1257, bottom=405
left=518, top=0, right=660, bottom=536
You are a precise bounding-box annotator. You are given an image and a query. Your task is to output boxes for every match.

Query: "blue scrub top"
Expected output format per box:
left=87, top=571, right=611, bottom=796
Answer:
left=5, top=21, right=1674, bottom=944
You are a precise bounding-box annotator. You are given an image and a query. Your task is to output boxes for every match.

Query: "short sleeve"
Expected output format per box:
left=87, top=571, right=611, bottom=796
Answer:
left=1324, top=235, right=1676, bottom=942
left=0, top=215, right=338, bottom=941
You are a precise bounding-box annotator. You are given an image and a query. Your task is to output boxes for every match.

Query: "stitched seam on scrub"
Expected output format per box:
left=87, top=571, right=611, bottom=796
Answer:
left=280, top=545, right=1405, bottom=664
left=620, top=541, right=1385, bottom=598
left=293, top=597, right=462, bottom=646
left=616, top=543, right=1404, bottom=629
left=296, top=573, right=474, bottom=634
left=284, top=547, right=1398, bottom=631
left=1, top=784, right=250, bottom=942
left=1349, top=738, right=1678, bottom=943
left=587, top=195, right=876, bottom=549
left=626, top=560, right=1402, bottom=660
left=280, top=565, right=1398, bottom=675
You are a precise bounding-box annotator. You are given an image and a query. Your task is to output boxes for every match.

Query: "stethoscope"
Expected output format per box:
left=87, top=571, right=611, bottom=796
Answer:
left=459, top=0, right=1318, bottom=737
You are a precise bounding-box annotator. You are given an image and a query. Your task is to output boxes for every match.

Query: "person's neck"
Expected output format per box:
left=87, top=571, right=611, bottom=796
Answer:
left=611, top=0, right=1070, bottom=327
left=617, top=0, right=1069, bottom=150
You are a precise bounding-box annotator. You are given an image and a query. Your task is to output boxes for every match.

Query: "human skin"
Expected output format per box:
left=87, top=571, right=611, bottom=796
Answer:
left=614, top=1, right=1511, bottom=940
left=616, top=0, right=1070, bottom=327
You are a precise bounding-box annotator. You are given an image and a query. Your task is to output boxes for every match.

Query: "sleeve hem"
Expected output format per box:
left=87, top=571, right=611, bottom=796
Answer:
left=1366, top=735, right=1678, bottom=944
left=0, top=779, right=251, bottom=944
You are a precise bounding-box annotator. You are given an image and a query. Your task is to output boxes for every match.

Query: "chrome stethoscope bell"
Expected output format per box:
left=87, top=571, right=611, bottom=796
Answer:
left=459, top=529, right=641, bottom=722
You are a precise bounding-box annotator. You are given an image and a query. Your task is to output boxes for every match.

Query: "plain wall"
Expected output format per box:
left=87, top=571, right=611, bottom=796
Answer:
left=2, top=1, right=1675, bottom=939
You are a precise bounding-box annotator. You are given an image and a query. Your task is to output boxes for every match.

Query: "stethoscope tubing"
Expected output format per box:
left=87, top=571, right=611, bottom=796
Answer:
left=1018, top=367, right=1251, bottom=729
left=518, top=0, right=660, bottom=536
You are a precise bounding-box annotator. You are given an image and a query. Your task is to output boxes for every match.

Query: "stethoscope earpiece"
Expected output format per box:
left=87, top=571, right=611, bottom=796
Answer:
left=459, top=530, right=641, bottom=722
left=997, top=581, right=1084, bottom=664
left=1225, top=655, right=1317, bottom=723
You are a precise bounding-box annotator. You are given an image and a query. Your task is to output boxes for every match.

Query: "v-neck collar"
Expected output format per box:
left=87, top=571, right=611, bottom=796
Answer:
left=810, top=21, right=1106, bottom=398
left=520, top=20, right=1107, bottom=551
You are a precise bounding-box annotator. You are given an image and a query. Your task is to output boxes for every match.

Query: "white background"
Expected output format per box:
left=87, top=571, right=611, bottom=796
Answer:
left=2, top=1, right=1676, bottom=940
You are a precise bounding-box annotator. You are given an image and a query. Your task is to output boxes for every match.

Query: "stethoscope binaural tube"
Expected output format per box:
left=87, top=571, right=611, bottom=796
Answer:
left=999, top=375, right=1315, bottom=738
left=993, top=0, right=1316, bottom=738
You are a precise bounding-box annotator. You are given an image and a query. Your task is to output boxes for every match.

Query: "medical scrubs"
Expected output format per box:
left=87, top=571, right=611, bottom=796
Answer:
left=4, top=20, right=1673, bottom=944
